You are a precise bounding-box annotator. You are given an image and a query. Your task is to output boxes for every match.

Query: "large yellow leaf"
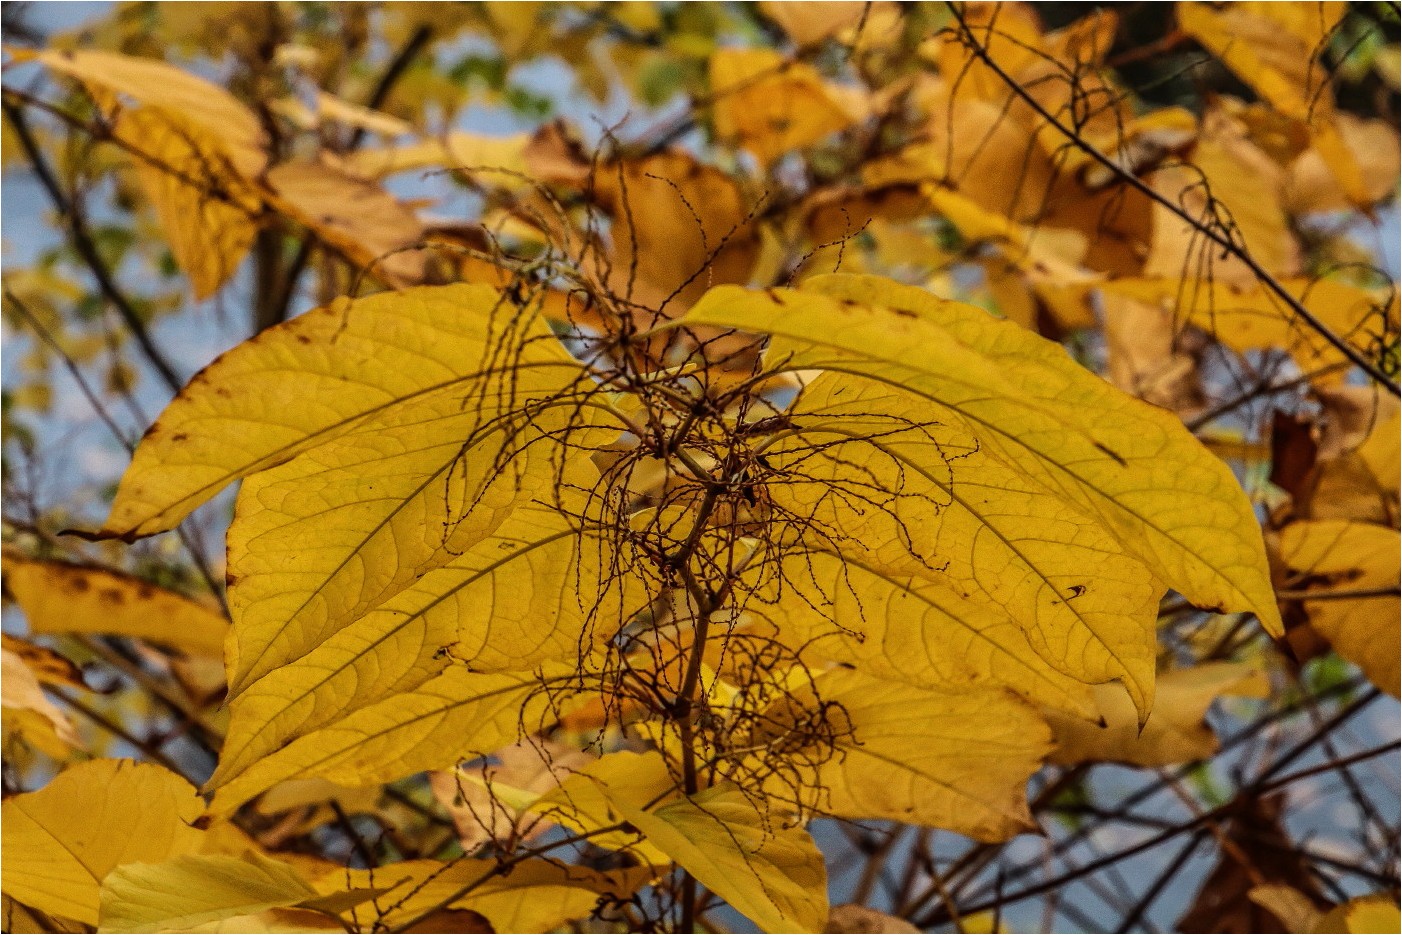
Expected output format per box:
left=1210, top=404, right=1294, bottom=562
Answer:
left=710, top=48, right=868, bottom=168
left=675, top=275, right=1279, bottom=709
left=1047, top=662, right=1267, bottom=766
left=764, top=371, right=1156, bottom=708
left=1, top=760, right=205, bottom=926
left=221, top=390, right=597, bottom=695
left=114, top=107, right=260, bottom=300
left=98, top=852, right=317, bottom=934
left=753, top=668, right=1052, bottom=842
left=208, top=666, right=572, bottom=815
left=3, top=554, right=227, bottom=657
left=321, top=859, right=653, bottom=932
left=1278, top=521, right=1401, bottom=697
left=760, top=550, right=1096, bottom=715
left=597, top=778, right=828, bottom=934
left=96, top=283, right=578, bottom=539
left=213, top=497, right=625, bottom=790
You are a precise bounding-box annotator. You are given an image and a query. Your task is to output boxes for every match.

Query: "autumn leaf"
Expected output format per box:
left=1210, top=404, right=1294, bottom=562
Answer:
left=93, top=283, right=580, bottom=540
left=8, top=8, right=1399, bottom=929
left=1047, top=662, right=1267, bottom=767
left=596, top=776, right=829, bottom=934
left=17, top=48, right=267, bottom=175
left=675, top=274, right=1281, bottom=709
left=113, top=107, right=261, bottom=299
left=748, top=668, right=1052, bottom=841
left=207, top=666, right=574, bottom=815
left=710, top=47, right=868, bottom=168
left=98, top=852, right=322, bottom=933
left=1278, top=520, right=1400, bottom=696
left=1, top=637, right=84, bottom=758
left=1, top=760, right=206, bottom=926
left=1100, top=277, right=1396, bottom=385
left=3, top=554, right=227, bottom=657
left=325, top=858, right=654, bottom=932
left=264, top=160, right=432, bottom=287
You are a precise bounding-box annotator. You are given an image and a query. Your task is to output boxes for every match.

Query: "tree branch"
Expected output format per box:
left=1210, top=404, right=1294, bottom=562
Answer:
left=3, top=98, right=184, bottom=393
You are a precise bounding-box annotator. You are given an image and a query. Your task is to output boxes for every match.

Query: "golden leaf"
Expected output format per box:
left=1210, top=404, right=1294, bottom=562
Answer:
left=710, top=47, right=868, bottom=168
left=1, top=760, right=205, bottom=926
left=1047, top=662, right=1267, bottom=767
left=596, top=778, right=828, bottom=934
left=1278, top=520, right=1401, bottom=697
left=3, top=554, right=227, bottom=657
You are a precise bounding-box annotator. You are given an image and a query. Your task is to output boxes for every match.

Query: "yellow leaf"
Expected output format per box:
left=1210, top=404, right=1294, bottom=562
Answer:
left=710, top=47, right=868, bottom=168
left=214, top=496, right=618, bottom=792
left=176, top=909, right=345, bottom=934
left=98, top=852, right=317, bottom=934
left=527, top=750, right=676, bottom=866
left=19, top=48, right=266, bottom=177
left=321, top=858, right=653, bottom=933
left=97, top=283, right=577, bottom=539
left=1099, top=277, right=1396, bottom=387
left=220, top=392, right=596, bottom=696
left=253, top=779, right=381, bottom=817
left=1, top=760, right=205, bottom=926
left=753, top=668, right=1052, bottom=842
left=3, top=554, right=227, bottom=657
left=1144, top=108, right=1300, bottom=281
left=207, top=666, right=571, bottom=815
left=589, top=152, right=761, bottom=313
left=675, top=275, right=1280, bottom=710
left=827, top=904, right=921, bottom=933
left=1178, top=2, right=1370, bottom=207
left=1, top=643, right=82, bottom=757
left=111, top=106, right=260, bottom=299
left=1047, top=662, right=1266, bottom=766
left=758, top=2, right=879, bottom=47
left=597, top=779, right=828, bottom=934
left=1314, top=895, right=1402, bottom=934
left=265, top=160, right=430, bottom=287
left=765, top=371, right=1152, bottom=711
left=1278, top=520, right=1401, bottom=697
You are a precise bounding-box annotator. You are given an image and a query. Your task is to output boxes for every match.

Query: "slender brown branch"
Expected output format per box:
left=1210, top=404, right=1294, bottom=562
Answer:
left=2, top=97, right=184, bottom=393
